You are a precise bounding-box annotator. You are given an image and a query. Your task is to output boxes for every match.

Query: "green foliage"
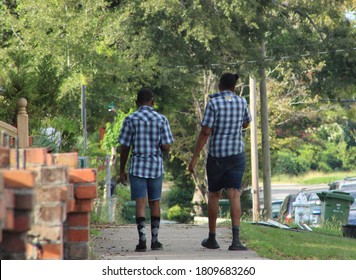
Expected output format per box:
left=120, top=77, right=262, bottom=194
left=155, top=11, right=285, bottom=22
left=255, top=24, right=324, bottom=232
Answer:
left=101, top=109, right=133, bottom=153
left=0, top=0, right=355, bottom=205
left=273, top=149, right=309, bottom=176
left=318, top=142, right=344, bottom=172
left=165, top=185, right=194, bottom=209
left=241, top=189, right=253, bottom=216
left=166, top=204, right=193, bottom=223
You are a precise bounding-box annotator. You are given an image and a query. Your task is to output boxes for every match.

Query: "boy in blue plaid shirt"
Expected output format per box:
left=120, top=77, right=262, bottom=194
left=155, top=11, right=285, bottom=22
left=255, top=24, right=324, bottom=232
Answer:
left=189, top=73, right=251, bottom=251
left=119, top=88, right=174, bottom=252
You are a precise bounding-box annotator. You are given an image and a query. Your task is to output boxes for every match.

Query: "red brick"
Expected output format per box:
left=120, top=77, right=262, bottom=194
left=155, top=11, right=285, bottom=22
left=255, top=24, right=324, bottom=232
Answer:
left=0, top=231, right=26, bottom=253
left=66, top=199, right=76, bottom=213
left=41, top=166, right=68, bottom=185
left=66, top=213, right=89, bottom=227
left=74, top=184, right=97, bottom=199
left=2, top=170, right=35, bottom=188
left=14, top=211, right=32, bottom=232
left=69, top=169, right=97, bottom=184
left=64, top=242, right=89, bottom=260
left=46, top=153, right=53, bottom=165
left=41, top=243, right=63, bottom=260
left=0, top=147, right=10, bottom=168
left=52, top=153, right=79, bottom=168
left=26, top=242, right=42, bottom=260
left=25, top=148, right=48, bottom=166
left=65, top=228, right=89, bottom=242
left=14, top=191, right=34, bottom=210
left=36, top=186, right=68, bottom=203
left=0, top=174, right=3, bottom=191
left=67, top=184, right=74, bottom=199
left=74, top=199, right=94, bottom=212
left=5, top=209, right=14, bottom=229
left=0, top=198, right=4, bottom=220
left=4, top=188, right=15, bottom=208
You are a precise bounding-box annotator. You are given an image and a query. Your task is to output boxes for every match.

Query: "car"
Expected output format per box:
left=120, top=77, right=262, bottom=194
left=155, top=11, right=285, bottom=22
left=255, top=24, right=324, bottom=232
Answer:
left=277, top=188, right=327, bottom=225
left=271, top=200, right=284, bottom=219
left=346, top=189, right=356, bottom=224
left=329, top=177, right=356, bottom=191
left=277, top=194, right=297, bottom=224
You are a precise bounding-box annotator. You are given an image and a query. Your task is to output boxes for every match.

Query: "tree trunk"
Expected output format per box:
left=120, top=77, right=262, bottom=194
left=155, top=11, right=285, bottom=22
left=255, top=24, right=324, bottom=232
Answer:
left=190, top=70, right=216, bottom=215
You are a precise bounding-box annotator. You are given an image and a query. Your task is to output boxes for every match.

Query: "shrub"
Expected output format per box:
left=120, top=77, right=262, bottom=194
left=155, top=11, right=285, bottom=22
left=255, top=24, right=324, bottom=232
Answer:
left=166, top=204, right=193, bottom=223
left=165, top=185, right=194, bottom=209
left=273, top=149, right=309, bottom=176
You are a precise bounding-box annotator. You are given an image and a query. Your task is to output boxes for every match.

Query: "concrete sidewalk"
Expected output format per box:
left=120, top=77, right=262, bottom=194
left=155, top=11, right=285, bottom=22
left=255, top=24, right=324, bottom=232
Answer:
left=91, top=223, right=266, bottom=260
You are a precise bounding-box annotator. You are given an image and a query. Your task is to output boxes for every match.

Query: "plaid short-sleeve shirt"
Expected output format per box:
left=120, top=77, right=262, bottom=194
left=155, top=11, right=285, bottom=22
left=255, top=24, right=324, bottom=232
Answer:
left=119, top=106, right=174, bottom=178
left=201, top=90, right=251, bottom=158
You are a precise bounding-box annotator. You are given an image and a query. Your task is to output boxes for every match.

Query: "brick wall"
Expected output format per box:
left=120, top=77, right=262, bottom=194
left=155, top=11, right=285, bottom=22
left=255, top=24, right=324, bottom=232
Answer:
left=0, top=148, right=97, bottom=260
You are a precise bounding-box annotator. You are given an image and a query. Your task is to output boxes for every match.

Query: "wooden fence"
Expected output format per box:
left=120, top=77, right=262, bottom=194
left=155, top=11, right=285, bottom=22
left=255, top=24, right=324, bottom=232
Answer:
left=0, top=98, right=29, bottom=149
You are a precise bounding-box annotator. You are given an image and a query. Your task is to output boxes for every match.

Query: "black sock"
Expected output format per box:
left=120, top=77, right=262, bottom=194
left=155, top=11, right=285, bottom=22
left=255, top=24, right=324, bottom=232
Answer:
left=232, top=225, right=240, bottom=244
left=136, top=217, right=146, bottom=242
left=208, top=232, right=216, bottom=241
left=151, top=216, right=160, bottom=243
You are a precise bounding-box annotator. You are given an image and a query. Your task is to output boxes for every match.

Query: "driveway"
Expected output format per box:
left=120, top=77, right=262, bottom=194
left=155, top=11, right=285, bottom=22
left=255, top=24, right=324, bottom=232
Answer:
left=91, top=223, right=266, bottom=260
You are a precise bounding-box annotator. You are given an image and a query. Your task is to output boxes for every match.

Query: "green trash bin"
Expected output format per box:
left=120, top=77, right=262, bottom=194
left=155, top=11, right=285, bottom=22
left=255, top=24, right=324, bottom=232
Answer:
left=317, top=191, right=354, bottom=224
left=218, top=199, right=230, bottom=218
left=123, top=201, right=151, bottom=224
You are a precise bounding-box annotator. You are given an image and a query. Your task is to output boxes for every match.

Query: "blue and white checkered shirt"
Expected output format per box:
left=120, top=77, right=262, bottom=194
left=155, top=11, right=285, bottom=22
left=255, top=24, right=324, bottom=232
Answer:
left=201, top=90, right=252, bottom=158
left=119, top=106, right=174, bottom=178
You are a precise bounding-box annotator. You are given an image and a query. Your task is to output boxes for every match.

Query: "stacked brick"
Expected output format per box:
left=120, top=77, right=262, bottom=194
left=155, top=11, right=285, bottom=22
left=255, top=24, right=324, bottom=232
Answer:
left=0, top=148, right=97, bottom=260
left=65, top=168, right=97, bottom=259
left=0, top=168, right=36, bottom=259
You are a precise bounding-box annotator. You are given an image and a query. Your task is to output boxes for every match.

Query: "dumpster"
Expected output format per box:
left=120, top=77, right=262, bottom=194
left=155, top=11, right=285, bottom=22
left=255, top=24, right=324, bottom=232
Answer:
left=292, top=191, right=310, bottom=223
left=317, top=191, right=354, bottom=224
left=218, top=199, right=230, bottom=218
left=123, top=201, right=151, bottom=224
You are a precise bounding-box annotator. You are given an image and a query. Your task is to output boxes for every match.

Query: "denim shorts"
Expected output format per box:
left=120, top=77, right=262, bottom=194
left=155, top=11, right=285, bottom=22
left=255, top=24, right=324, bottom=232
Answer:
left=129, top=174, right=163, bottom=201
left=206, top=152, right=246, bottom=192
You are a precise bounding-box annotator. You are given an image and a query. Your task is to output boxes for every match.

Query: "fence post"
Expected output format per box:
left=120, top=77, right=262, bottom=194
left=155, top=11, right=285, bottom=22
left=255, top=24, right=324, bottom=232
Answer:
left=17, top=98, right=29, bottom=149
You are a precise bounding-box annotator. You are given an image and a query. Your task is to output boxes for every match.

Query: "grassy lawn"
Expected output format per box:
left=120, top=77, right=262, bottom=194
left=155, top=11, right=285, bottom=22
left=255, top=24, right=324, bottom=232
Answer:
left=271, top=170, right=356, bottom=185
left=240, top=222, right=356, bottom=260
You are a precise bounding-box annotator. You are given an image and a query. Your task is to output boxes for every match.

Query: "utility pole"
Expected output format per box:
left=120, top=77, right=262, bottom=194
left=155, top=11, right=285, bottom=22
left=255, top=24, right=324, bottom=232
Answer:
left=259, top=41, right=272, bottom=219
left=249, top=76, right=260, bottom=222
left=81, top=85, right=87, bottom=155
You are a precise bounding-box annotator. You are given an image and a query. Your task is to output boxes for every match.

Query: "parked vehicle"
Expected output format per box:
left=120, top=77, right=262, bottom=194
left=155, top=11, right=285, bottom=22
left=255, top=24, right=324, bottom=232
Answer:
left=278, top=194, right=297, bottom=224
left=329, top=177, right=356, bottom=191
left=346, top=189, right=356, bottom=225
left=277, top=188, right=327, bottom=225
left=271, top=200, right=284, bottom=219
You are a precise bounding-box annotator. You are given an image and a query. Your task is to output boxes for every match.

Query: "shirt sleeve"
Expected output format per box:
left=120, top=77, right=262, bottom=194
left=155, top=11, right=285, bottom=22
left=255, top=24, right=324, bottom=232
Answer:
left=161, top=117, right=174, bottom=145
left=201, top=101, right=215, bottom=128
left=118, top=118, right=133, bottom=147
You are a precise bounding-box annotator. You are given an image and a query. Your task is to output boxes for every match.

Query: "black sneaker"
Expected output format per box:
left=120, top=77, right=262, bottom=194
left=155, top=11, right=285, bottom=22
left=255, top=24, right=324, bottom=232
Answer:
left=135, top=240, right=147, bottom=252
left=228, top=241, right=248, bottom=251
left=201, top=238, right=220, bottom=249
left=151, top=241, right=163, bottom=250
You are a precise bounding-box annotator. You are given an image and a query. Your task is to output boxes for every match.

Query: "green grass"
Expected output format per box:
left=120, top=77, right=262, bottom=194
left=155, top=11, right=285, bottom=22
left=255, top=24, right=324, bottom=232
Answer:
left=271, top=170, right=356, bottom=185
left=240, top=222, right=356, bottom=260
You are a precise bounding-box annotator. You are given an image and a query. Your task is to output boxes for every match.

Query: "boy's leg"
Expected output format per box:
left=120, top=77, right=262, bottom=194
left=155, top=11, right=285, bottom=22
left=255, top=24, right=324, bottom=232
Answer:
left=202, top=191, right=221, bottom=249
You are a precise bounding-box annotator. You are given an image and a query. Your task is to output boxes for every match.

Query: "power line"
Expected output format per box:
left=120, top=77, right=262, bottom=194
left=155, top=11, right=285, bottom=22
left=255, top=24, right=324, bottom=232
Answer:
left=160, top=47, right=356, bottom=69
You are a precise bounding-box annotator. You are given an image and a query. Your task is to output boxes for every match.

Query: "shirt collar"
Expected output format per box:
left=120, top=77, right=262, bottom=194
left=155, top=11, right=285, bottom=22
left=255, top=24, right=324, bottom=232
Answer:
left=138, top=105, right=154, bottom=111
left=209, top=90, right=235, bottom=99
